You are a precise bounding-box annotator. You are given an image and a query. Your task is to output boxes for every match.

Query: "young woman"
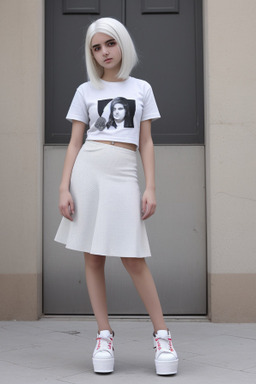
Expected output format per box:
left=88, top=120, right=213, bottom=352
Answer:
left=55, top=17, right=178, bottom=376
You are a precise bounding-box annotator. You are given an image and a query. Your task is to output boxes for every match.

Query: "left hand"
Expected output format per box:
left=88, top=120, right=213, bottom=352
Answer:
left=141, top=188, right=156, bottom=220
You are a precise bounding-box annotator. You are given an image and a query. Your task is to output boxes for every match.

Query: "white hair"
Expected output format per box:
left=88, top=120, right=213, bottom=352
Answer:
left=85, top=18, right=138, bottom=88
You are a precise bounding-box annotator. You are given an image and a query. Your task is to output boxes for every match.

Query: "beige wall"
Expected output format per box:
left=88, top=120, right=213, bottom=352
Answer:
left=204, top=0, right=256, bottom=321
left=0, top=0, right=44, bottom=319
left=0, top=0, right=255, bottom=321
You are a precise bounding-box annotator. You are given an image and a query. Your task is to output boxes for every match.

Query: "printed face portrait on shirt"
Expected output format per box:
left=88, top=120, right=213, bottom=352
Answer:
left=95, top=97, right=135, bottom=130
left=113, top=103, right=125, bottom=123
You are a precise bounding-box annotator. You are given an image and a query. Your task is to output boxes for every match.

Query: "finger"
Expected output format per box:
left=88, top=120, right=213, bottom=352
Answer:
left=142, top=203, right=156, bottom=220
left=141, top=198, right=147, bottom=215
left=150, top=203, right=156, bottom=216
left=141, top=203, right=150, bottom=220
left=141, top=200, right=147, bottom=219
left=63, top=206, right=73, bottom=221
left=70, top=199, right=75, bottom=215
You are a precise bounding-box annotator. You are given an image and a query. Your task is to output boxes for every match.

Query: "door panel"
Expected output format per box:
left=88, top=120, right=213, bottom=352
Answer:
left=44, top=146, right=206, bottom=315
left=127, top=0, right=204, bottom=144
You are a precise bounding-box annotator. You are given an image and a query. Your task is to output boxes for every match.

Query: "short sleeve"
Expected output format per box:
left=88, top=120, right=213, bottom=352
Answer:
left=66, top=87, right=89, bottom=124
left=141, top=84, right=161, bottom=122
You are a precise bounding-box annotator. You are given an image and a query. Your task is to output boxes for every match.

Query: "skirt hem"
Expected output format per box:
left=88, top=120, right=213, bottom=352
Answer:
left=54, top=239, right=151, bottom=258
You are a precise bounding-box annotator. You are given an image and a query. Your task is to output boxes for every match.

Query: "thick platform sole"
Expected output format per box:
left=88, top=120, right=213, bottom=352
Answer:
left=92, top=357, right=114, bottom=373
left=155, top=358, right=179, bottom=375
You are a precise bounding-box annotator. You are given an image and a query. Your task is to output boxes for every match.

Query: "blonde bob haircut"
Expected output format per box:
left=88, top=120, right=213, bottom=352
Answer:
left=85, top=17, right=138, bottom=88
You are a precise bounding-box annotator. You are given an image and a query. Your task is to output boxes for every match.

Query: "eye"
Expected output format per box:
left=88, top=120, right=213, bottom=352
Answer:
left=92, top=45, right=101, bottom=52
left=108, top=41, right=116, bottom=47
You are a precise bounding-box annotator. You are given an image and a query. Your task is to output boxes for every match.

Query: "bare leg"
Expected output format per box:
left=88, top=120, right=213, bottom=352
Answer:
left=84, top=252, right=112, bottom=333
left=121, top=258, right=167, bottom=333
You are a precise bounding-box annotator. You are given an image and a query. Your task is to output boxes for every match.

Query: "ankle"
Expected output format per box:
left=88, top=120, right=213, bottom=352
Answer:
left=98, top=328, right=113, bottom=335
left=154, top=327, right=168, bottom=334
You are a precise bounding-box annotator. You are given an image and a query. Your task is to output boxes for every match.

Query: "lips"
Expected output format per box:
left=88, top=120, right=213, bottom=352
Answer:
left=104, top=58, right=112, bottom=63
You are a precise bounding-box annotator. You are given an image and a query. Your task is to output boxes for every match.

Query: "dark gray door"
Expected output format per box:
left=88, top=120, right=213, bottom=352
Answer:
left=44, top=0, right=206, bottom=315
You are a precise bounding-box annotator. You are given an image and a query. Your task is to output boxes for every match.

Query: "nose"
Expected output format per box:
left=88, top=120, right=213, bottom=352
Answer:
left=102, top=46, right=109, bottom=56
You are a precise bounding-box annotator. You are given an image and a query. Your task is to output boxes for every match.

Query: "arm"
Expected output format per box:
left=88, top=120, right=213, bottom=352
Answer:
left=58, top=120, right=86, bottom=221
left=139, top=119, right=156, bottom=220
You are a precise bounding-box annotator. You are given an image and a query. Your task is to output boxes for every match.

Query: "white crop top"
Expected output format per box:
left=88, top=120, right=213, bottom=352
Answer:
left=66, top=76, right=161, bottom=148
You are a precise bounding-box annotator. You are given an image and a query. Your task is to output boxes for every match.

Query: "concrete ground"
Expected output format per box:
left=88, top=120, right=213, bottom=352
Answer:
left=0, top=318, right=256, bottom=383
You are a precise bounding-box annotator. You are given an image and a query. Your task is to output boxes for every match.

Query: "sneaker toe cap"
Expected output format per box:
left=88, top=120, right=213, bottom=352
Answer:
left=94, top=351, right=112, bottom=359
left=157, top=351, right=178, bottom=362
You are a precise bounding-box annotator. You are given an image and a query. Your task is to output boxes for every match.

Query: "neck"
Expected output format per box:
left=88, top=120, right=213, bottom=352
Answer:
left=101, top=68, right=123, bottom=82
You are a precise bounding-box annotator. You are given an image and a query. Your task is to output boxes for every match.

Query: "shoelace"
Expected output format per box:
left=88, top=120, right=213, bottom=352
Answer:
left=96, top=335, right=114, bottom=352
left=154, top=335, right=174, bottom=353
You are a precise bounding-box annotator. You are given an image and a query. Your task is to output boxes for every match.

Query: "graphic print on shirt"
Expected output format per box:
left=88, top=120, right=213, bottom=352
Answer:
left=95, top=98, right=136, bottom=131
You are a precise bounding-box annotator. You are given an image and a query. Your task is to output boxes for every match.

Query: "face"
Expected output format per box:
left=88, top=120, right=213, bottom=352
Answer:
left=112, top=103, right=126, bottom=122
left=91, top=33, right=122, bottom=73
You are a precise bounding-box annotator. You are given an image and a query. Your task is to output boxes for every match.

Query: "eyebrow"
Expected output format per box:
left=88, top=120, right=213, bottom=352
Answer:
left=92, top=39, right=115, bottom=49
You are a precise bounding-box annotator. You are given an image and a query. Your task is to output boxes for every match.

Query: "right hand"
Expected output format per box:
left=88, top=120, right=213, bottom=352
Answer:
left=58, top=189, right=75, bottom=221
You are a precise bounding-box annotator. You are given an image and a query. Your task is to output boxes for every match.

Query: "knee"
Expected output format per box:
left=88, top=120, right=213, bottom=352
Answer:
left=84, top=253, right=105, bottom=270
left=121, top=258, right=146, bottom=276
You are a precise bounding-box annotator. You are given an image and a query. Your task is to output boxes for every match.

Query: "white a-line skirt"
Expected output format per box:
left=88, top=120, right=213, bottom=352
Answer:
left=54, top=140, right=151, bottom=258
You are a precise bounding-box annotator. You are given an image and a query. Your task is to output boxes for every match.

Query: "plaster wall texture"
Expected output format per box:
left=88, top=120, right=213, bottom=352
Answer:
left=204, top=0, right=256, bottom=274
left=204, top=0, right=256, bottom=321
left=0, top=0, right=44, bottom=319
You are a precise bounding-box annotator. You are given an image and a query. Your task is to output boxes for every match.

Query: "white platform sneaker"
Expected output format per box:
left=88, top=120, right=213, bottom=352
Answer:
left=92, top=330, right=114, bottom=373
left=153, top=329, right=179, bottom=375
